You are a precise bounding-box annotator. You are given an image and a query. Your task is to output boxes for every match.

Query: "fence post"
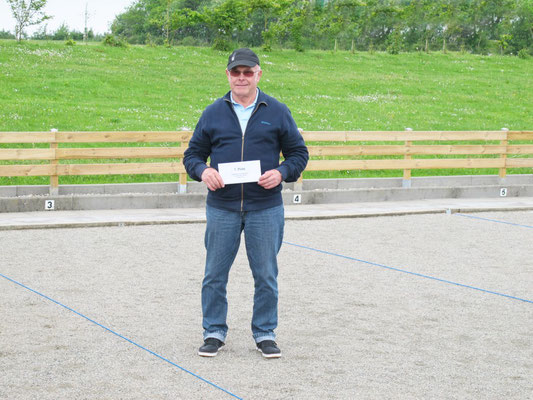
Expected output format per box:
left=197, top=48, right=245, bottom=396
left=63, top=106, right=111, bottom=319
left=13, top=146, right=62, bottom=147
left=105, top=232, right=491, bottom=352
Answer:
left=499, top=127, right=509, bottom=179
left=179, top=136, right=188, bottom=193
left=49, top=128, right=59, bottom=196
left=294, top=128, right=304, bottom=192
left=402, top=128, right=412, bottom=188
left=179, top=173, right=187, bottom=193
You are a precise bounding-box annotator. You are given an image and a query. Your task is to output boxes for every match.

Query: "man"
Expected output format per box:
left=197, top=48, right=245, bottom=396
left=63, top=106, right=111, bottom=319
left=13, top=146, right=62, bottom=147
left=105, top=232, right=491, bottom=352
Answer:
left=183, top=48, right=308, bottom=359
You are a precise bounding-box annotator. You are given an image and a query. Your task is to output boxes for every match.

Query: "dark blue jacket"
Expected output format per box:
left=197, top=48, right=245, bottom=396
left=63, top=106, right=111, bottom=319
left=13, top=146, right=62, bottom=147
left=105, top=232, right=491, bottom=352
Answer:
left=183, top=89, right=309, bottom=212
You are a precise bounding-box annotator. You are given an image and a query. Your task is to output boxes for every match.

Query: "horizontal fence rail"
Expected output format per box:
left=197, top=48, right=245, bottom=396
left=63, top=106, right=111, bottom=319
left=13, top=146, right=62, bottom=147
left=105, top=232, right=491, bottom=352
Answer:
left=1, top=130, right=532, bottom=193
left=301, top=131, right=533, bottom=184
left=0, top=131, right=191, bottom=192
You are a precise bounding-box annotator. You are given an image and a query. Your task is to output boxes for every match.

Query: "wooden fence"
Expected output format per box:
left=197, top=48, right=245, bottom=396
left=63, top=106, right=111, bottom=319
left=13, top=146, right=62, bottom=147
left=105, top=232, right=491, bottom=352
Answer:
left=303, top=130, right=533, bottom=185
left=1, top=130, right=532, bottom=192
left=0, top=131, right=190, bottom=193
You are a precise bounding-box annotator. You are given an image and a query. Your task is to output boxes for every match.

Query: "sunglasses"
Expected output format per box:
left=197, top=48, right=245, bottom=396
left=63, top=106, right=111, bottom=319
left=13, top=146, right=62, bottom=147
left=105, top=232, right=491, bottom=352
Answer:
left=229, top=69, right=256, bottom=78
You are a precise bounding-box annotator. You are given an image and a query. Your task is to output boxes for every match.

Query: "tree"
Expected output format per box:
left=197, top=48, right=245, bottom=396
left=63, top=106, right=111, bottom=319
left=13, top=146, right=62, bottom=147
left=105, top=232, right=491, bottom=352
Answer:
left=329, top=0, right=366, bottom=52
left=205, top=0, right=247, bottom=50
left=245, top=0, right=290, bottom=48
left=268, top=0, right=312, bottom=51
left=105, top=0, right=532, bottom=53
left=52, top=22, right=69, bottom=40
left=509, top=0, right=533, bottom=53
left=6, top=0, right=52, bottom=41
left=402, top=0, right=441, bottom=53
left=0, top=29, right=16, bottom=39
left=169, top=8, right=206, bottom=43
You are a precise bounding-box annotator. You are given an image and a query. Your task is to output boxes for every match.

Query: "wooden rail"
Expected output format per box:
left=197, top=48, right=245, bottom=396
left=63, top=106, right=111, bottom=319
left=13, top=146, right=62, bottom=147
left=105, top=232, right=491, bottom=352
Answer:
left=0, top=131, right=191, bottom=193
left=1, top=130, right=532, bottom=192
left=301, top=130, right=533, bottom=186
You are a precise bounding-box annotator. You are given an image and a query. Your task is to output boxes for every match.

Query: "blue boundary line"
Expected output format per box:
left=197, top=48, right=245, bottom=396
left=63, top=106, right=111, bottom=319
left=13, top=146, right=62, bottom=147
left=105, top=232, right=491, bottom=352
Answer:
left=455, top=213, right=533, bottom=229
left=283, top=241, right=532, bottom=304
left=0, top=272, right=244, bottom=400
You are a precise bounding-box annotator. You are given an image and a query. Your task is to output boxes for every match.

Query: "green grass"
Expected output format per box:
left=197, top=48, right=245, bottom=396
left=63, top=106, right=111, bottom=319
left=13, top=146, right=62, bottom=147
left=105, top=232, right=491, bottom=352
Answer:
left=1, top=40, right=532, bottom=185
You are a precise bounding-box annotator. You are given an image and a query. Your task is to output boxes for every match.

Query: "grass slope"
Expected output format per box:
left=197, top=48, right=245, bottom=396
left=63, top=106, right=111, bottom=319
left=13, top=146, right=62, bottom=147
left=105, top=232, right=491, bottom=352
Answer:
left=0, top=40, right=532, bottom=184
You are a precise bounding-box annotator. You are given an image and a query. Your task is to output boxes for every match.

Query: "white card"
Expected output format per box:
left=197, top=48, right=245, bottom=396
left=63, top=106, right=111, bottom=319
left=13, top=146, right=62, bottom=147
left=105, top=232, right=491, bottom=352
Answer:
left=218, top=160, right=261, bottom=185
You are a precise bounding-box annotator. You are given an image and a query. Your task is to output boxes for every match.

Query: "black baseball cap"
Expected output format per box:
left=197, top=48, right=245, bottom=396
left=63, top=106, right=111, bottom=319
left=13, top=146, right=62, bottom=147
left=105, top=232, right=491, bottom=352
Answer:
left=227, top=48, right=260, bottom=70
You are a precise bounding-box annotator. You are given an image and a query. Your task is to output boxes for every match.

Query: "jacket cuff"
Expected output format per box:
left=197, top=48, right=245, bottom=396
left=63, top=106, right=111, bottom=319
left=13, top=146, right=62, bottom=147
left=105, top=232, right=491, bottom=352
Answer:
left=195, top=164, right=209, bottom=181
left=277, top=166, right=288, bottom=182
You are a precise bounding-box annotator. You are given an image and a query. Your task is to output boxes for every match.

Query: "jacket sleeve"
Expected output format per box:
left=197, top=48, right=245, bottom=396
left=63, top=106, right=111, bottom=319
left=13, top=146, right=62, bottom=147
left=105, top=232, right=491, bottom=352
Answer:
left=183, top=112, right=211, bottom=182
left=276, top=106, right=309, bottom=182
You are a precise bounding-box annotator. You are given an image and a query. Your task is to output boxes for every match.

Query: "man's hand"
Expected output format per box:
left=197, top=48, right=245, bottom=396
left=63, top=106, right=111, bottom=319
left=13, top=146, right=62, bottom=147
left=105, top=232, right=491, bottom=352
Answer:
left=258, top=169, right=282, bottom=190
left=201, top=167, right=225, bottom=191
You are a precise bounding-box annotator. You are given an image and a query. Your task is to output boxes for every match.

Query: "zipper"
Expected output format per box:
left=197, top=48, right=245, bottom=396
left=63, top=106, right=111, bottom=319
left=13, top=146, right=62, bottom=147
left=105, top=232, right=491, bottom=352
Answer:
left=225, top=97, right=265, bottom=212
left=240, top=103, right=264, bottom=211
left=240, top=134, right=245, bottom=211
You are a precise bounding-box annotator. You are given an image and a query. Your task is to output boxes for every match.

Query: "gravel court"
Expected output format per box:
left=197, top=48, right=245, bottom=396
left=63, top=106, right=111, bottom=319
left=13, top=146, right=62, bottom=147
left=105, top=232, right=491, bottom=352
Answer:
left=284, top=211, right=533, bottom=300
left=0, top=212, right=531, bottom=399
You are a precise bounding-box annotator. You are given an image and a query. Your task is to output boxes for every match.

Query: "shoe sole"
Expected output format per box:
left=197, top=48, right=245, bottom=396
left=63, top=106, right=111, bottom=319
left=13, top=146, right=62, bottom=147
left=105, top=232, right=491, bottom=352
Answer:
left=257, top=348, right=281, bottom=359
left=198, top=350, right=218, bottom=357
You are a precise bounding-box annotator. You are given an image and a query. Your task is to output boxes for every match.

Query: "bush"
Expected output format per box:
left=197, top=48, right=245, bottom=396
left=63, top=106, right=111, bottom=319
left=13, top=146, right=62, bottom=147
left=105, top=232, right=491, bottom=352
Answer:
left=261, top=30, right=274, bottom=52
left=65, top=38, right=76, bottom=46
left=103, top=34, right=115, bottom=46
left=517, top=48, right=530, bottom=59
left=386, top=31, right=403, bottom=55
left=145, top=33, right=156, bottom=47
left=103, top=34, right=129, bottom=48
left=53, top=23, right=70, bottom=41
left=179, top=36, right=204, bottom=47
left=212, top=37, right=232, bottom=51
left=0, top=30, right=15, bottom=39
left=291, top=19, right=304, bottom=53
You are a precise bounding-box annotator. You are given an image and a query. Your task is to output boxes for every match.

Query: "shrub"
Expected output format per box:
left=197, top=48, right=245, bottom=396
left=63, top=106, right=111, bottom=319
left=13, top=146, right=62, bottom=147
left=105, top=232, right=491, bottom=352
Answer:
left=0, top=29, right=16, bottom=39
left=145, top=33, right=156, bottom=47
left=261, top=30, right=274, bottom=52
left=518, top=48, right=529, bottom=59
left=103, top=34, right=129, bottom=48
left=212, top=37, right=232, bottom=51
left=179, top=36, right=204, bottom=47
left=291, top=19, right=304, bottom=53
left=103, top=34, right=115, bottom=46
left=65, top=38, right=76, bottom=46
left=386, top=31, right=403, bottom=55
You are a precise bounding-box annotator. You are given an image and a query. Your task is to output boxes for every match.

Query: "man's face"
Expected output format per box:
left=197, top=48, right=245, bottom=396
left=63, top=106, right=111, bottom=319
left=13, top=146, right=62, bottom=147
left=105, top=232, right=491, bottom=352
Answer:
left=226, top=65, right=262, bottom=100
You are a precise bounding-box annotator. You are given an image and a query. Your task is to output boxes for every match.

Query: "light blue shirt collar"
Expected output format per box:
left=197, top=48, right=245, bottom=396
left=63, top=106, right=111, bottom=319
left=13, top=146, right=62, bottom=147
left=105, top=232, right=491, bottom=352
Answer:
left=230, top=89, right=259, bottom=136
left=230, top=89, right=259, bottom=109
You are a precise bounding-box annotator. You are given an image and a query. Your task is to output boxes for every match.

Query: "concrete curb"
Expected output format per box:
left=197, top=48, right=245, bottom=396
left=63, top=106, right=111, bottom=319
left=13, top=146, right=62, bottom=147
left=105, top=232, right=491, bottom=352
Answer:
left=2, top=176, right=533, bottom=230
left=0, top=219, right=202, bottom=231
left=2, top=175, right=532, bottom=213
left=2, top=184, right=533, bottom=213
left=1, top=198, right=532, bottom=231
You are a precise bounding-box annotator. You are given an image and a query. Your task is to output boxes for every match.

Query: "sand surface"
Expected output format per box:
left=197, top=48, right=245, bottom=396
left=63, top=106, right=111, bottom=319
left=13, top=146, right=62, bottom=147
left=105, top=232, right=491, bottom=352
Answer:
left=1, top=211, right=532, bottom=399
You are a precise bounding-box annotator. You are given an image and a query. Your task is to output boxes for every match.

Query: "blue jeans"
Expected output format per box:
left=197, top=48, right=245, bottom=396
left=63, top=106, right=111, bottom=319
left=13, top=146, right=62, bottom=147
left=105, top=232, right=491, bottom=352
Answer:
left=202, top=204, right=284, bottom=343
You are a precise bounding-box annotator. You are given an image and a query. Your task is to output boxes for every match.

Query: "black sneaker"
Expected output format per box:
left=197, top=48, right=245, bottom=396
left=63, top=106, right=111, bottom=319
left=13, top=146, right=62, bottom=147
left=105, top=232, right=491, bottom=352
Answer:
left=198, top=338, right=224, bottom=357
left=256, top=340, right=281, bottom=359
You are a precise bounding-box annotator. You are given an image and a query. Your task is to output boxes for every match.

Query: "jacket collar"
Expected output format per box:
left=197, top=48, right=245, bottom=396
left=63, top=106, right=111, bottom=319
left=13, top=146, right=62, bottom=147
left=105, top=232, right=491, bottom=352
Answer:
left=224, top=88, right=268, bottom=108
